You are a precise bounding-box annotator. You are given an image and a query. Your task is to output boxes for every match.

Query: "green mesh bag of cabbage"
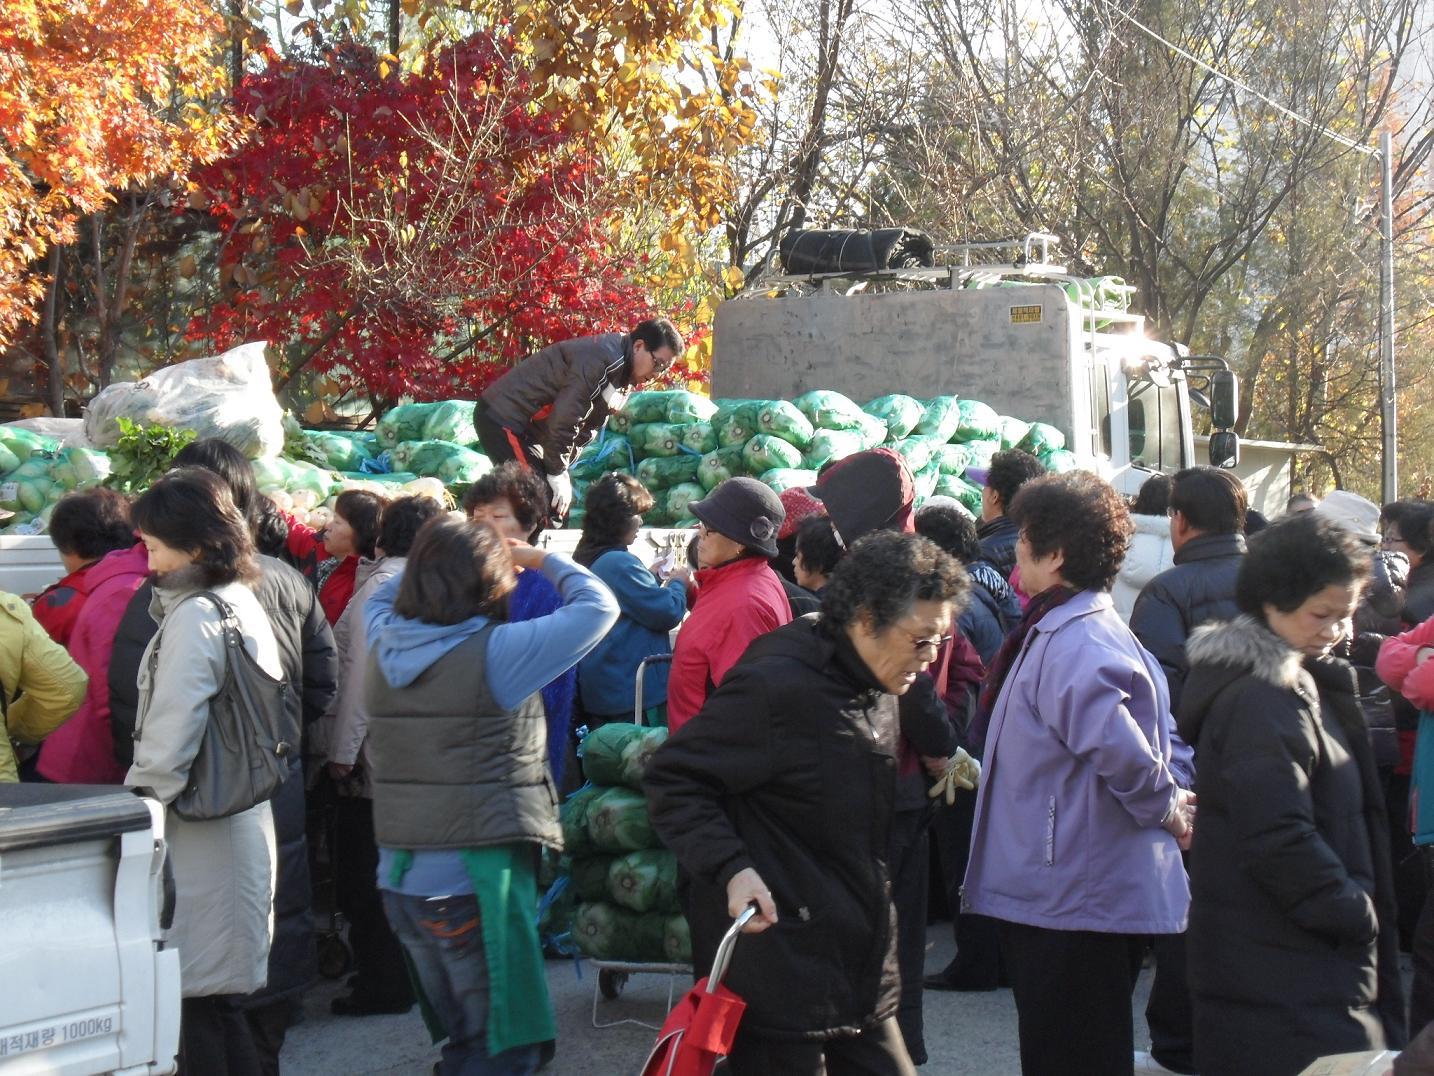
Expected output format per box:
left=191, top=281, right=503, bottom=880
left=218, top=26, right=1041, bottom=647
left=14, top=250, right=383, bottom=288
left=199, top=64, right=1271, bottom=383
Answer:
left=586, top=788, right=660, bottom=853
left=572, top=901, right=669, bottom=961
left=607, top=850, right=680, bottom=914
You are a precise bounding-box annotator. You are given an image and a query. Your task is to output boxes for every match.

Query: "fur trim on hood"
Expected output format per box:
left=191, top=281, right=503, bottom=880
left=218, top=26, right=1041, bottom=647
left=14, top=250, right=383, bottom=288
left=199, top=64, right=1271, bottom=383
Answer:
left=1186, top=614, right=1304, bottom=690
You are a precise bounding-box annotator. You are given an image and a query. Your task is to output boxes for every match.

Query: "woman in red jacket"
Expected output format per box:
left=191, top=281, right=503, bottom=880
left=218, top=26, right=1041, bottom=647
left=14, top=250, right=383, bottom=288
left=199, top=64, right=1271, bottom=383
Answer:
left=667, top=477, right=791, bottom=732
left=283, top=489, right=385, bottom=625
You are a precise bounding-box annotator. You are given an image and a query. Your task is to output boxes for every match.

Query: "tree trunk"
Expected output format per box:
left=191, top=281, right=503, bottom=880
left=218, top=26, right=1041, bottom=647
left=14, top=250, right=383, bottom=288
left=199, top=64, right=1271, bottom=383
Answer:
left=43, top=246, right=65, bottom=417
left=229, top=0, right=244, bottom=90
left=388, top=0, right=401, bottom=55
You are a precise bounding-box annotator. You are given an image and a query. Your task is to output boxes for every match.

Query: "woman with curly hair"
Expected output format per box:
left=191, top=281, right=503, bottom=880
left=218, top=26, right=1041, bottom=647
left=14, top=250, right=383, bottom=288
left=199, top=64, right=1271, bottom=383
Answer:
left=962, top=471, right=1195, bottom=1076
left=647, top=531, right=967, bottom=1075
left=572, top=473, right=689, bottom=729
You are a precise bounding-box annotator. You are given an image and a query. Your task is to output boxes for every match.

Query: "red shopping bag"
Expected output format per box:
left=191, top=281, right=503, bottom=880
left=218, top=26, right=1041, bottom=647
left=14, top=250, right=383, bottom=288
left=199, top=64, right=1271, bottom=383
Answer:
left=639, top=978, right=747, bottom=1076
left=639, top=906, right=758, bottom=1076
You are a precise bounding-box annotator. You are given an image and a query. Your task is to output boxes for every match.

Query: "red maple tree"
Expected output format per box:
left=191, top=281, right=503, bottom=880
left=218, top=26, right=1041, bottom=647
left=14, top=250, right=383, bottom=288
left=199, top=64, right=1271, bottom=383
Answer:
left=186, top=34, right=653, bottom=403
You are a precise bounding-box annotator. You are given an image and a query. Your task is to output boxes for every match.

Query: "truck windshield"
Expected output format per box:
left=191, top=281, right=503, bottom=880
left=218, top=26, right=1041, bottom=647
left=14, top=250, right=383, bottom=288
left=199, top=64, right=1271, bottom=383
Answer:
left=1127, top=379, right=1185, bottom=472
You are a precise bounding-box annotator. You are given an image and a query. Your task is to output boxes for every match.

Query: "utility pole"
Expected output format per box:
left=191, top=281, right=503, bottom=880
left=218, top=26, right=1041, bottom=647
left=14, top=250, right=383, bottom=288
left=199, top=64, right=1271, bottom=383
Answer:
left=1380, top=130, right=1398, bottom=504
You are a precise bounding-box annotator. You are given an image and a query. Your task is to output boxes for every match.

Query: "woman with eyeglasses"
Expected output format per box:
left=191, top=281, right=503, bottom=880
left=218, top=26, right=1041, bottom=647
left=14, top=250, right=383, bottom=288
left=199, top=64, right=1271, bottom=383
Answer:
left=646, top=532, right=967, bottom=1075
left=664, top=477, right=792, bottom=733
left=961, top=471, right=1195, bottom=1076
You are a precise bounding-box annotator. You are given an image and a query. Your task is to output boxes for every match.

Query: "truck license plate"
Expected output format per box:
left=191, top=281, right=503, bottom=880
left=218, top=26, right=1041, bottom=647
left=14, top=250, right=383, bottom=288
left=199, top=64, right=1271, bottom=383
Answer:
left=0, top=1007, right=119, bottom=1059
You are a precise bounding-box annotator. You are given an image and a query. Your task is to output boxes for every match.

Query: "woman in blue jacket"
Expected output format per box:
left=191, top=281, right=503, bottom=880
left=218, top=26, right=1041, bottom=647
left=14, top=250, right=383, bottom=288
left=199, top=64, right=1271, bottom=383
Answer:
left=573, top=473, right=689, bottom=727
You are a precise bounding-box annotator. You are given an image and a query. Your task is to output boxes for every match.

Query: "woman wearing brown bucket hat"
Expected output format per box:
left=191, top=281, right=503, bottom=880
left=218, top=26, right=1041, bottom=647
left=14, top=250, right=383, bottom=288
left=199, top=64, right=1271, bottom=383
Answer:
left=666, top=477, right=792, bottom=733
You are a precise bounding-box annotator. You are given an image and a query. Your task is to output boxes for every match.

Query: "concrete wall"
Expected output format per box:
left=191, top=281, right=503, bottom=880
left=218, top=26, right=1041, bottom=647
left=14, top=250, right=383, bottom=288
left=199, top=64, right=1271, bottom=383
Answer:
left=712, top=284, right=1078, bottom=440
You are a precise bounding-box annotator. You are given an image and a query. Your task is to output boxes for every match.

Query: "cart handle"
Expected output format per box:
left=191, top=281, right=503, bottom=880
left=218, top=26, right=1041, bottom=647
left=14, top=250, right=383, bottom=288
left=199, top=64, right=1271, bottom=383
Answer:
left=706, top=905, right=758, bottom=992
left=634, top=653, right=674, bottom=726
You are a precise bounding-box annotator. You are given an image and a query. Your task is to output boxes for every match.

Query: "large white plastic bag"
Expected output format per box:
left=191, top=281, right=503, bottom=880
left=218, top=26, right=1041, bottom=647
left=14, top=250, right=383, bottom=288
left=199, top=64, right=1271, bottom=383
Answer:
left=83, top=342, right=284, bottom=459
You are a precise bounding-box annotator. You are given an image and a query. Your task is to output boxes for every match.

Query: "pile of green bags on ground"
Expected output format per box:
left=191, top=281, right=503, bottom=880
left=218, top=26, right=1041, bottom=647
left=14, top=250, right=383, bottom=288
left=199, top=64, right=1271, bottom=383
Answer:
left=568, top=388, right=1076, bottom=528
left=554, top=724, right=690, bottom=964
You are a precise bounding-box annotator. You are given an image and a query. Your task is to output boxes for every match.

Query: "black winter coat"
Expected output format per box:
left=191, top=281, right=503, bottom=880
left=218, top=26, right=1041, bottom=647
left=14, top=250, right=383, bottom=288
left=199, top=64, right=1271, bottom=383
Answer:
left=975, top=517, right=1019, bottom=582
left=644, top=617, right=901, bottom=1041
left=109, top=556, right=339, bottom=1004
left=1178, top=616, right=1406, bottom=1076
left=1129, top=531, right=1244, bottom=712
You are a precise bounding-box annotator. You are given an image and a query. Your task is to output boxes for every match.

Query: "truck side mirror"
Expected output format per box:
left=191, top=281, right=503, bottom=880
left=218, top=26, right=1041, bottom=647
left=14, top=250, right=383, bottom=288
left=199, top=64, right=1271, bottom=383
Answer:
left=1209, top=430, right=1240, bottom=469
left=1210, top=370, right=1239, bottom=430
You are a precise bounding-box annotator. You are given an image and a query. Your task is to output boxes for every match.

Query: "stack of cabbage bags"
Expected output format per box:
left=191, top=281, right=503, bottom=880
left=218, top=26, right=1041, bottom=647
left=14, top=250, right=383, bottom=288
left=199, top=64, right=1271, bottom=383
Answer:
left=0, top=428, right=113, bottom=532
left=370, top=400, right=493, bottom=486
left=559, top=723, right=689, bottom=965
left=569, top=388, right=1075, bottom=529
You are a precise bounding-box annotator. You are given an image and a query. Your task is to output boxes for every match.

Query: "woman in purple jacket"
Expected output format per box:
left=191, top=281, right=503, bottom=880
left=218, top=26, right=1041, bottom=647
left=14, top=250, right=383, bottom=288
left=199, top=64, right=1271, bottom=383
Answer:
left=962, top=472, right=1196, bottom=1076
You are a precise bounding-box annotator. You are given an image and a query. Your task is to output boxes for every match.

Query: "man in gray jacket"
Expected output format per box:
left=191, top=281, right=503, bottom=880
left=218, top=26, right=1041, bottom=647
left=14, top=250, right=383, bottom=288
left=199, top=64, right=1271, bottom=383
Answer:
left=475, top=318, right=685, bottom=517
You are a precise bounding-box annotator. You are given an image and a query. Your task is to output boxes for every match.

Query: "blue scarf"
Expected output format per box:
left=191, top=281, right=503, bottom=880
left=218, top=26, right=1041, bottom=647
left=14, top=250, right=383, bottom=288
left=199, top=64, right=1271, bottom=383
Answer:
left=509, top=570, right=578, bottom=783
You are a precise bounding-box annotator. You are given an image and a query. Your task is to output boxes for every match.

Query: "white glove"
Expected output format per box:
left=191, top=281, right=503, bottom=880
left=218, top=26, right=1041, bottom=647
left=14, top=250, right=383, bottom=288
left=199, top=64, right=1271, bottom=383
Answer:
left=546, top=471, right=573, bottom=518
left=928, top=747, right=982, bottom=806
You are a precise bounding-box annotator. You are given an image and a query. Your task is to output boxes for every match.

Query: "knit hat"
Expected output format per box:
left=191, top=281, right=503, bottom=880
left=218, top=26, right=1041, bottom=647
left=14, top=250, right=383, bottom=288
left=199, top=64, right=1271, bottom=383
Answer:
left=809, top=448, right=916, bottom=545
left=690, top=477, right=786, bottom=558
left=1313, top=489, right=1381, bottom=544
left=777, top=486, right=826, bottom=540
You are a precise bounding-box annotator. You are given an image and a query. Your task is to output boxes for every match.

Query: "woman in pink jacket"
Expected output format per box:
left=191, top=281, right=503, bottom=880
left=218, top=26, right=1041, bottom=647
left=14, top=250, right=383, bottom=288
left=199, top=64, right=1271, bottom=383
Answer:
left=34, top=540, right=149, bottom=783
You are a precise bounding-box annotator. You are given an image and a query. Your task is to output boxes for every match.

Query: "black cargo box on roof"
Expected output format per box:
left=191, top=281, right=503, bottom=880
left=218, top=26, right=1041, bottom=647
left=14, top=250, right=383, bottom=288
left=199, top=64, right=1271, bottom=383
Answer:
left=778, top=228, right=936, bottom=274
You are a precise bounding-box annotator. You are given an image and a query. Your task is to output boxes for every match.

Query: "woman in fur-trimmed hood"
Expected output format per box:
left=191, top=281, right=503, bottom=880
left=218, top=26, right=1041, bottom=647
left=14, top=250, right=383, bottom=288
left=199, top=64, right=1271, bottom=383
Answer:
left=1177, top=512, right=1406, bottom=1076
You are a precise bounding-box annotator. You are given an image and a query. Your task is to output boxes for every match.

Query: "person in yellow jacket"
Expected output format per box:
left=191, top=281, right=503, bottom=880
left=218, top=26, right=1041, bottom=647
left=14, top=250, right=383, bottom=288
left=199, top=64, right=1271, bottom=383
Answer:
left=0, top=590, right=87, bottom=782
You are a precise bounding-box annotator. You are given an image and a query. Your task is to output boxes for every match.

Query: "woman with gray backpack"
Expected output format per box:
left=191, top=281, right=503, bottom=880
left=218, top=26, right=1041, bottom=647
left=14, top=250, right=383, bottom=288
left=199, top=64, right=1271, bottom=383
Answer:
left=126, top=468, right=286, bottom=1075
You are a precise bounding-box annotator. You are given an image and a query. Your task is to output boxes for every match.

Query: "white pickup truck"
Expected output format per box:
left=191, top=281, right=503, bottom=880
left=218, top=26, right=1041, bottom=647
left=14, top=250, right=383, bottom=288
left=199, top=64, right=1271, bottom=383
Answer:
left=0, top=785, right=180, bottom=1074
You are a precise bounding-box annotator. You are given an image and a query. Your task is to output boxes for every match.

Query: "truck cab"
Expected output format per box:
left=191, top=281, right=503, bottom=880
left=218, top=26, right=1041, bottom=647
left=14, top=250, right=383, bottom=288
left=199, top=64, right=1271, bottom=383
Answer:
left=712, top=232, right=1239, bottom=497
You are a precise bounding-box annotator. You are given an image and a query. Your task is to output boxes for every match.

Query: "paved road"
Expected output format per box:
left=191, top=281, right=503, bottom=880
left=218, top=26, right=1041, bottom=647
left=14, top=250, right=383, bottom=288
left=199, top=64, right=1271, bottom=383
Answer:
left=280, top=924, right=1158, bottom=1075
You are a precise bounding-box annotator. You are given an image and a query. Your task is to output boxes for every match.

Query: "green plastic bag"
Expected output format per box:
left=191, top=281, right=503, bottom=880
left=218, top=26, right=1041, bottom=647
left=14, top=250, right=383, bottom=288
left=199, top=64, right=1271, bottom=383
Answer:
left=422, top=400, right=479, bottom=445
left=998, top=417, right=1032, bottom=451
left=758, top=468, right=817, bottom=494
left=664, top=392, right=719, bottom=425
left=637, top=455, right=701, bottom=491
left=755, top=401, right=815, bottom=450
left=891, top=437, right=938, bottom=474
left=377, top=402, right=440, bottom=449
left=863, top=395, right=924, bottom=440
left=304, top=430, right=373, bottom=471
left=587, top=787, right=659, bottom=852
left=581, top=724, right=648, bottom=787
left=697, top=447, right=746, bottom=491
left=915, top=396, right=962, bottom=442
left=664, top=915, right=692, bottom=964
left=390, top=439, right=471, bottom=477
left=560, top=785, right=603, bottom=856
left=1019, top=422, right=1067, bottom=455
left=0, top=444, right=19, bottom=475
left=572, top=434, right=634, bottom=480
left=715, top=402, right=762, bottom=449
left=681, top=422, right=717, bottom=455
left=0, top=428, right=59, bottom=463
left=854, top=412, right=889, bottom=449
left=743, top=434, right=803, bottom=474
left=643, top=500, right=674, bottom=527
left=607, top=850, right=679, bottom=914
left=619, top=725, right=669, bottom=788
left=569, top=855, right=617, bottom=902
left=53, top=447, right=111, bottom=490
left=935, top=443, right=972, bottom=475
left=437, top=447, right=493, bottom=485
left=935, top=474, right=984, bottom=516
left=914, top=462, right=941, bottom=504
left=954, top=400, right=1002, bottom=442
left=572, top=902, right=668, bottom=961
left=793, top=390, right=865, bottom=431
left=621, top=391, right=675, bottom=426
left=1040, top=448, right=1078, bottom=473
left=963, top=438, right=1000, bottom=467
left=802, top=429, right=865, bottom=470
left=666, top=483, right=706, bottom=523
left=628, top=423, right=686, bottom=459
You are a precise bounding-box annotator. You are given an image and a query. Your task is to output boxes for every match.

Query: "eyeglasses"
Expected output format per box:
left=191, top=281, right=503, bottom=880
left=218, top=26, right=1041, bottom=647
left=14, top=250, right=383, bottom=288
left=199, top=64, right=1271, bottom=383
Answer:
left=899, top=627, right=954, bottom=655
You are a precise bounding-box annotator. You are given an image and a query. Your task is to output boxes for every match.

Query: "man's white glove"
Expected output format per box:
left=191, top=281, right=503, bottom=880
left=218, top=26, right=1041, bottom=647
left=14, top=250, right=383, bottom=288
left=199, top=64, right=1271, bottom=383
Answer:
left=546, top=471, right=573, bottom=518
left=928, top=747, right=982, bottom=806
